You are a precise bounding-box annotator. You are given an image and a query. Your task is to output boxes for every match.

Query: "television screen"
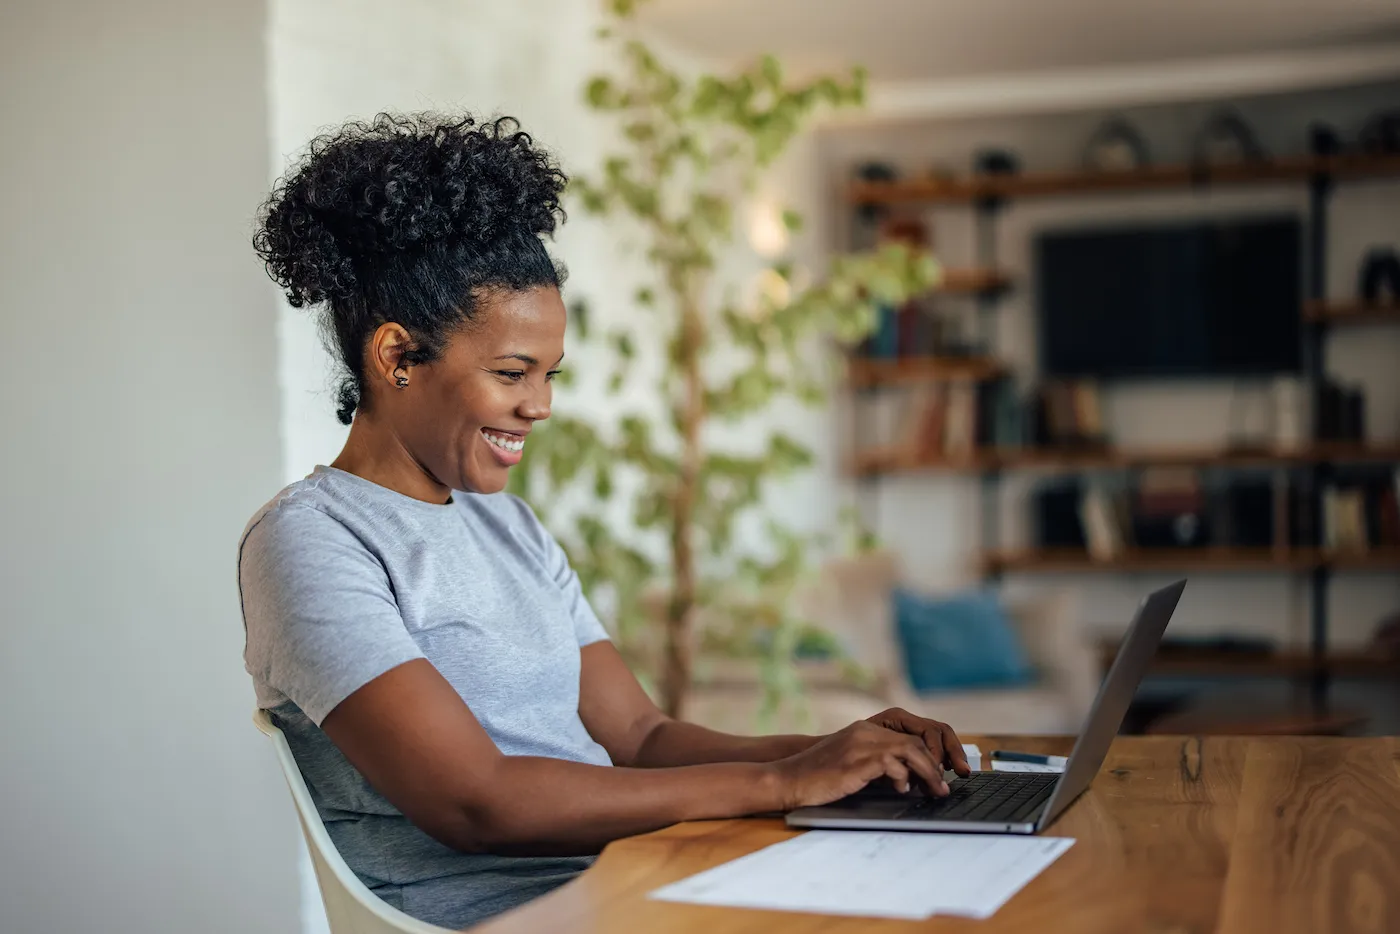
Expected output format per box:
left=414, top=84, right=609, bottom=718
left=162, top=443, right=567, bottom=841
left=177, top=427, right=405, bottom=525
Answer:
left=1036, top=216, right=1303, bottom=378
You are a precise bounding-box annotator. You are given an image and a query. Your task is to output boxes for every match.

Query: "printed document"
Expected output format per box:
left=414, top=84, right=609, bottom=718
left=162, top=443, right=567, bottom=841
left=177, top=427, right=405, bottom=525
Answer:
left=650, top=831, right=1074, bottom=920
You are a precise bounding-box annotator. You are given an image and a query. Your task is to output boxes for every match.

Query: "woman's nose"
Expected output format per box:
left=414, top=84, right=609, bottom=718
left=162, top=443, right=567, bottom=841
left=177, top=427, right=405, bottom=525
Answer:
left=518, top=386, right=551, bottom=421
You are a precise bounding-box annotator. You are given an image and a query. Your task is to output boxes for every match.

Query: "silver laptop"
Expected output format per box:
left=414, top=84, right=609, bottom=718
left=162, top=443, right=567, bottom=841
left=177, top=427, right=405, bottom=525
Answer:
left=786, top=579, right=1185, bottom=834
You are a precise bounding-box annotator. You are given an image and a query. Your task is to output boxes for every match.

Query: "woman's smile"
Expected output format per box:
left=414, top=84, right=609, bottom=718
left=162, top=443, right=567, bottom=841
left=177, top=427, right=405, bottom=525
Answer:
left=481, top=427, right=526, bottom=466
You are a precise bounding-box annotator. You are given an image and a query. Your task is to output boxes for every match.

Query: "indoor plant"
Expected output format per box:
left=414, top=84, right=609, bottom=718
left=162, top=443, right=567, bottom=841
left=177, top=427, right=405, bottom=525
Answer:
left=509, top=0, right=938, bottom=723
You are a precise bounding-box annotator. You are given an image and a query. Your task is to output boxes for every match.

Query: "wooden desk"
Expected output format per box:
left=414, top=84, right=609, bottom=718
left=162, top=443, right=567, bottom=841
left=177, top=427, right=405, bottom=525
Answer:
left=475, top=736, right=1400, bottom=934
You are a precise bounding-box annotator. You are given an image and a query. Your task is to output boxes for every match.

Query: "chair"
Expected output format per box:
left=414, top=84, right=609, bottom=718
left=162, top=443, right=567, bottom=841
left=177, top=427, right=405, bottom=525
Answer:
left=253, top=710, right=457, bottom=934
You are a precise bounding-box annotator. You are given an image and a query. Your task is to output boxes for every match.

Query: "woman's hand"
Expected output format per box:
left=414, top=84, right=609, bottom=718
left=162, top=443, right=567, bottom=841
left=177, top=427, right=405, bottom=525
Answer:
left=768, top=720, right=948, bottom=810
left=864, top=707, right=972, bottom=780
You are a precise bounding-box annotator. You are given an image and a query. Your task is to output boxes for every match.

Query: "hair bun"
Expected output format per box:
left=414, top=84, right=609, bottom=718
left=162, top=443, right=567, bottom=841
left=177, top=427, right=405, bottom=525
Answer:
left=255, top=113, right=566, bottom=308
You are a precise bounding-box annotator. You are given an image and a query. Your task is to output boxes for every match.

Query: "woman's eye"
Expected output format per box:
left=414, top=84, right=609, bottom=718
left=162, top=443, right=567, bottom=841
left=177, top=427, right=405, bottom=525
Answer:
left=546, top=370, right=561, bottom=382
left=497, top=371, right=527, bottom=382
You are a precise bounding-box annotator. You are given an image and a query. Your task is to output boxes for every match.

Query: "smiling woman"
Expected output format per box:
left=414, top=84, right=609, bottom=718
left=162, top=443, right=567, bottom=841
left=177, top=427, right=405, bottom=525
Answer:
left=239, top=112, right=968, bottom=930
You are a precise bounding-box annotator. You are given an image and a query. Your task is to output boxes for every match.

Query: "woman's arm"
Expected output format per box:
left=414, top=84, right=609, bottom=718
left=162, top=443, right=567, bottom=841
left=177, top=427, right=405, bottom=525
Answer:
left=577, top=642, right=820, bottom=766
left=324, top=657, right=949, bottom=857
left=322, top=659, right=787, bottom=857
left=577, top=642, right=971, bottom=776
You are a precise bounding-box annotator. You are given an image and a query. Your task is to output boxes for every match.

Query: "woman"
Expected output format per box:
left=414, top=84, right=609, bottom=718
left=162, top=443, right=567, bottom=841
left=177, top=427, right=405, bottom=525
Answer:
left=240, top=113, right=969, bottom=930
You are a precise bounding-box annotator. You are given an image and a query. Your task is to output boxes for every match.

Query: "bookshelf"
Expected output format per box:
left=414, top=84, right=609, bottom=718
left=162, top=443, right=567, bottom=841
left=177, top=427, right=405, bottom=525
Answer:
left=846, top=355, right=1005, bottom=390
left=1097, top=640, right=1400, bottom=679
left=935, top=268, right=1011, bottom=295
left=981, top=548, right=1400, bottom=575
left=850, top=442, right=1400, bottom=478
left=846, top=147, right=1400, bottom=724
left=1304, top=300, right=1400, bottom=325
left=848, top=153, right=1400, bottom=206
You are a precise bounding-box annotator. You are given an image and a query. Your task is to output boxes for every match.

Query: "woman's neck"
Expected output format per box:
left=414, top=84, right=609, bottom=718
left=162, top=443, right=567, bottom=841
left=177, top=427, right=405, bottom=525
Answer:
left=330, top=416, right=453, bottom=505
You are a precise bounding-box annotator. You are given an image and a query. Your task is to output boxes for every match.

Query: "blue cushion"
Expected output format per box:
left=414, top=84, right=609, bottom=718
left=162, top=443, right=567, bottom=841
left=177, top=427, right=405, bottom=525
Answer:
left=893, top=588, right=1035, bottom=693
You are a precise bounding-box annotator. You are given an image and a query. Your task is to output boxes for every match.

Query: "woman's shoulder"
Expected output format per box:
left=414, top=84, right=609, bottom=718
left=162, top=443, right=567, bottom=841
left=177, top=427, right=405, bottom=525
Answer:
left=238, top=470, right=356, bottom=558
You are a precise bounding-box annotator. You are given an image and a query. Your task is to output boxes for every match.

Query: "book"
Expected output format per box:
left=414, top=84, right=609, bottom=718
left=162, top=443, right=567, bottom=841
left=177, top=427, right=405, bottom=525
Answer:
left=907, top=384, right=947, bottom=461
left=943, top=383, right=977, bottom=458
left=1080, top=485, right=1123, bottom=560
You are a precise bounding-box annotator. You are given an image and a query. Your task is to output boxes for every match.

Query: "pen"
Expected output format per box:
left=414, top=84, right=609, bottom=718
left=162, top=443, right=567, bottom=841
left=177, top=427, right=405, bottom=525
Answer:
left=990, top=750, right=1069, bottom=766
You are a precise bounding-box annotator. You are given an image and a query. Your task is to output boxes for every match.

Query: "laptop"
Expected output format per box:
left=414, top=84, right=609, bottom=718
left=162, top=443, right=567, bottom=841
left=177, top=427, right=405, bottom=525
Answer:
left=786, top=579, right=1185, bottom=835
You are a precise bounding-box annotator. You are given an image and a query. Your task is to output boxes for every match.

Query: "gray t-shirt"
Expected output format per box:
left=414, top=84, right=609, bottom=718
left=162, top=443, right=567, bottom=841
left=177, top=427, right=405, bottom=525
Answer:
left=238, top=466, right=614, bottom=929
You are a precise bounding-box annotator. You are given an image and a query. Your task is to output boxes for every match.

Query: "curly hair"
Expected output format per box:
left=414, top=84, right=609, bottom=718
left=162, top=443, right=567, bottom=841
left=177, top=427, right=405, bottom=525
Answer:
left=254, top=113, right=568, bottom=424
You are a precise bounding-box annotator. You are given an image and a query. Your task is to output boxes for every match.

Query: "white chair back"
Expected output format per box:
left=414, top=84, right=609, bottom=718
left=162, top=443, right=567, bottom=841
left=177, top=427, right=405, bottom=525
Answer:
left=253, top=709, right=455, bottom=934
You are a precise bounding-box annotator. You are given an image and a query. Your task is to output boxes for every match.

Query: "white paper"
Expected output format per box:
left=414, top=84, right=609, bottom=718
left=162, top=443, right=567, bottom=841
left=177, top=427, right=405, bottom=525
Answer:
left=650, top=831, right=1074, bottom=920
left=991, top=760, right=1065, bottom=773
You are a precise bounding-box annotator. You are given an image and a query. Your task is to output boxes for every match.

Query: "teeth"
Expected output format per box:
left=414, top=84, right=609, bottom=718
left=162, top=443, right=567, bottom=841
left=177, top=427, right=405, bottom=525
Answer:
left=483, top=431, right=524, bottom=453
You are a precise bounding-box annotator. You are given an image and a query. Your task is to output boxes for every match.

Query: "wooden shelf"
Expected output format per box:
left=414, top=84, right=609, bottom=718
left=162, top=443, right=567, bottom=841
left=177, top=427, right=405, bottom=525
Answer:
left=851, top=445, right=993, bottom=476
left=1143, top=706, right=1368, bottom=736
left=1304, top=300, right=1400, bottom=325
left=1001, top=442, right=1400, bottom=472
left=983, top=547, right=1400, bottom=574
left=983, top=547, right=1321, bottom=574
left=848, top=153, right=1400, bottom=206
left=1327, top=549, right=1400, bottom=571
left=847, top=355, right=1005, bottom=389
left=850, top=442, right=1400, bottom=477
left=935, top=267, right=1010, bottom=294
left=1097, top=641, right=1400, bottom=679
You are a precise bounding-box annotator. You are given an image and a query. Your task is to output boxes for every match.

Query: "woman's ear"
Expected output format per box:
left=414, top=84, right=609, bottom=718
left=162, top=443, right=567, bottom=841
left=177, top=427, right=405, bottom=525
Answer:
left=368, top=322, right=416, bottom=389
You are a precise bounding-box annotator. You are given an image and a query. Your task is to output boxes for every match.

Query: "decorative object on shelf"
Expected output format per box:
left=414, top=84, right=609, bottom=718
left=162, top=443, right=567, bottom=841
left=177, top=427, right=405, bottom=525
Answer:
left=899, top=380, right=982, bottom=463
left=1190, top=109, right=1268, bottom=171
left=861, top=217, right=937, bottom=360
left=1082, top=116, right=1150, bottom=172
left=1315, top=378, right=1367, bottom=443
left=1322, top=485, right=1370, bottom=553
left=1309, top=122, right=1342, bottom=158
left=1269, top=376, right=1309, bottom=452
left=1359, top=247, right=1400, bottom=305
left=1079, top=480, right=1130, bottom=560
left=854, top=161, right=898, bottom=223
left=1323, top=467, right=1400, bottom=552
left=1032, top=380, right=1108, bottom=448
left=1132, top=468, right=1209, bottom=548
left=986, top=381, right=1028, bottom=451
left=1217, top=477, right=1300, bottom=549
left=1226, top=382, right=1279, bottom=453
left=926, top=161, right=957, bottom=183
left=973, top=147, right=1020, bottom=177
left=1359, top=109, right=1400, bottom=156
left=1371, top=612, right=1400, bottom=658
left=1033, top=480, right=1087, bottom=549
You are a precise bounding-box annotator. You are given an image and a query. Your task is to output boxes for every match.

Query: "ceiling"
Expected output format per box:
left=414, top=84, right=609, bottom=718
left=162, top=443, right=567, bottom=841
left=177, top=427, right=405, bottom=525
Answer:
left=634, top=0, right=1400, bottom=83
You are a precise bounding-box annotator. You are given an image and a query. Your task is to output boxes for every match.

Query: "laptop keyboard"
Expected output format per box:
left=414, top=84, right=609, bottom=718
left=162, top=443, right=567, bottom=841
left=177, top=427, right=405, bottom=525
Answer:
left=901, top=772, right=1058, bottom=823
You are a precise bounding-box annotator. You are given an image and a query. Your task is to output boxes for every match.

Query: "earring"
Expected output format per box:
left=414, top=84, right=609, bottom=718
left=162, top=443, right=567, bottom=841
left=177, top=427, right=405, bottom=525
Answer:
left=393, top=366, right=409, bottom=389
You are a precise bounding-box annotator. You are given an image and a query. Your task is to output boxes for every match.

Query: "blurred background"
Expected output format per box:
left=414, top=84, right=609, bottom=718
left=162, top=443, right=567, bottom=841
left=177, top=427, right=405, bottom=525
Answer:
left=3, top=1, right=1399, bottom=932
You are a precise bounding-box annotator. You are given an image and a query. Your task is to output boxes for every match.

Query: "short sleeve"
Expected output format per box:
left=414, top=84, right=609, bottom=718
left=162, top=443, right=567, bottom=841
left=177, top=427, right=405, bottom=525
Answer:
left=505, top=495, right=611, bottom=648
left=239, top=504, right=425, bottom=725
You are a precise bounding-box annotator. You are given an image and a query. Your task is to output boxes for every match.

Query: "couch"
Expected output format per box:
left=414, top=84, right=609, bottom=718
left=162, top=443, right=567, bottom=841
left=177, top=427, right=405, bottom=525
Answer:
left=685, top=551, right=1101, bottom=737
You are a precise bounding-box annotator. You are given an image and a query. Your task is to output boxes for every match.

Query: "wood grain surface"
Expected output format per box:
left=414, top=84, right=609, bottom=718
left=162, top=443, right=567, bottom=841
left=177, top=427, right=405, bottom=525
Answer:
left=471, top=736, right=1400, bottom=934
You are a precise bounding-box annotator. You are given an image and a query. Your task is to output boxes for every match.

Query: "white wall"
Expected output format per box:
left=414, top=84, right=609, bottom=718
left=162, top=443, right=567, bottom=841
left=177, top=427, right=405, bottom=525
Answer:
left=270, top=0, right=634, bottom=483
left=817, top=82, right=1400, bottom=650
left=0, top=2, right=298, bottom=932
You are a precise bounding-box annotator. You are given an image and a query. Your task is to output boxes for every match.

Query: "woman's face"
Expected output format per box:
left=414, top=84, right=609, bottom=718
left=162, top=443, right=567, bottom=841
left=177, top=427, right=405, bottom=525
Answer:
left=400, top=286, right=566, bottom=495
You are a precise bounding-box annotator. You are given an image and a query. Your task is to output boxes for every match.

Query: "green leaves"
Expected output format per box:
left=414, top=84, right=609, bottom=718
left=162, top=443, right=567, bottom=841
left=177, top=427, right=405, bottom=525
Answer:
left=513, top=9, right=940, bottom=722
